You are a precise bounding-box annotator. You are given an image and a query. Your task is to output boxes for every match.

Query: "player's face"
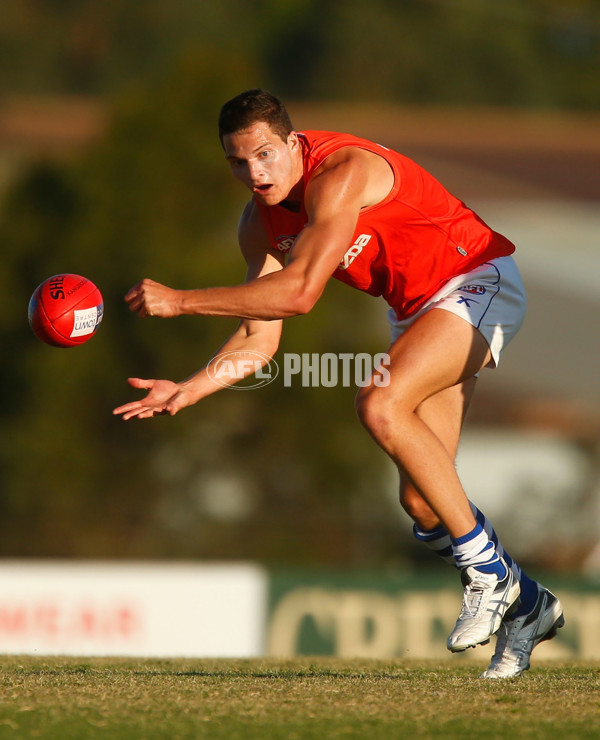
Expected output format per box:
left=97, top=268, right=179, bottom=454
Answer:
left=223, top=123, right=303, bottom=206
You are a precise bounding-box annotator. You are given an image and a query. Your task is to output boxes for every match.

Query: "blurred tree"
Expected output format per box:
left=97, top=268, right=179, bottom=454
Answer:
left=0, top=0, right=598, bottom=108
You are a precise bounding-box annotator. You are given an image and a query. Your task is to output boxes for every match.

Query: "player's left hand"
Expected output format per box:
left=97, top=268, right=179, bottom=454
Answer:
left=125, top=278, right=182, bottom=318
left=112, top=378, right=193, bottom=420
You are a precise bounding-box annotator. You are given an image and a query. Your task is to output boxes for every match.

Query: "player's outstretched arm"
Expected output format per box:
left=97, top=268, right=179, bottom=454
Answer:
left=112, top=310, right=283, bottom=419
left=123, top=149, right=375, bottom=323
left=114, top=203, right=284, bottom=420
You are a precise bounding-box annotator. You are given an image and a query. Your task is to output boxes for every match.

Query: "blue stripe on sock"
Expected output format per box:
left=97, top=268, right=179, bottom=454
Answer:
left=474, top=560, right=506, bottom=578
left=474, top=508, right=486, bottom=527
left=471, top=502, right=518, bottom=570
left=451, top=522, right=483, bottom=547
left=413, top=524, right=448, bottom=543
left=512, top=573, right=539, bottom=615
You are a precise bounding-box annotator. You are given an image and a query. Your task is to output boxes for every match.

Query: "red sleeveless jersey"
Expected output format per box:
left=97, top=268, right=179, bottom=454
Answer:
left=255, top=131, right=515, bottom=320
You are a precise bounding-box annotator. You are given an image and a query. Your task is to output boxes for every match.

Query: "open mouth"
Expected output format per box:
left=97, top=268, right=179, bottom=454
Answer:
left=254, top=184, right=273, bottom=194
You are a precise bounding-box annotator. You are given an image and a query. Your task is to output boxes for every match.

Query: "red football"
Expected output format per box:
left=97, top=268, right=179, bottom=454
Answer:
left=28, top=274, right=104, bottom=347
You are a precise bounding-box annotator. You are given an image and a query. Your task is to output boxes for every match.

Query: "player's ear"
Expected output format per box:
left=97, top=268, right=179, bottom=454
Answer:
left=287, top=131, right=300, bottom=150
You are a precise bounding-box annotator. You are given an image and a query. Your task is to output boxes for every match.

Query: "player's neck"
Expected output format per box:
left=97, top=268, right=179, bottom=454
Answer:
left=279, top=174, right=304, bottom=211
left=279, top=197, right=302, bottom=213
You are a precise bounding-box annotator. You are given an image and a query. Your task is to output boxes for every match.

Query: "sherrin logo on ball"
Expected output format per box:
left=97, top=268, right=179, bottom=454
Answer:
left=28, top=274, right=104, bottom=348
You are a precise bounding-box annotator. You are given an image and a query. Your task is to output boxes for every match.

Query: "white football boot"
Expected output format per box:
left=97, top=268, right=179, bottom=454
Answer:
left=447, top=562, right=521, bottom=652
left=480, top=585, right=565, bottom=679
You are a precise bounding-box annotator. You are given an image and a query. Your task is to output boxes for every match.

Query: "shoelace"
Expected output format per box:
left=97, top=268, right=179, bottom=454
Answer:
left=490, top=619, right=525, bottom=668
left=460, top=582, right=488, bottom=616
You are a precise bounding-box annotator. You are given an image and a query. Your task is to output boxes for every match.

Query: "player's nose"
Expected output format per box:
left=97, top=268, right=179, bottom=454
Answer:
left=247, top=160, right=266, bottom=183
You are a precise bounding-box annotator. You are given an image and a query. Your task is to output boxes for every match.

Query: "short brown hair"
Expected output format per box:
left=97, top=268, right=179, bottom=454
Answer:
left=218, top=89, right=294, bottom=144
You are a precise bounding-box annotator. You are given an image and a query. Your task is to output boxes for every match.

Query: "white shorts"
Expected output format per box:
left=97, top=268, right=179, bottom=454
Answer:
left=387, top=256, right=526, bottom=368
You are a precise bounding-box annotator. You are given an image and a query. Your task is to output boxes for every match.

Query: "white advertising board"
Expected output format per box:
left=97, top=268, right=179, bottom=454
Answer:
left=0, top=561, right=267, bottom=657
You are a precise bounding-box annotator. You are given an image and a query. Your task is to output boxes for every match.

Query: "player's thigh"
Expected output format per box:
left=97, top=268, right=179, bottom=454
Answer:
left=416, top=374, right=477, bottom=455
left=361, top=308, right=491, bottom=414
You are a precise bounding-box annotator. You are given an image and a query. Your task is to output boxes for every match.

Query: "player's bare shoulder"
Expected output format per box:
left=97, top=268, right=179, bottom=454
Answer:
left=309, top=146, right=394, bottom=210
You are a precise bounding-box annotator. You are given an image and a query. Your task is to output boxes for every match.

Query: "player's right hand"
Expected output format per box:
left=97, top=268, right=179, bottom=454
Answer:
left=124, top=279, right=182, bottom=318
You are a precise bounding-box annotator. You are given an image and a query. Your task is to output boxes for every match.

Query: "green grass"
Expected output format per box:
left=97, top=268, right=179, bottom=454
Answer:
left=0, top=657, right=598, bottom=739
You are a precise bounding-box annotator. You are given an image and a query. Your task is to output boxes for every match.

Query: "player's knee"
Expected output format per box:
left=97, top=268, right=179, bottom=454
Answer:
left=355, top=386, right=393, bottom=438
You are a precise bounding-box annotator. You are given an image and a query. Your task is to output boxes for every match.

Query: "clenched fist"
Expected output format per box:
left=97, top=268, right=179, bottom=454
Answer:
left=124, top=278, right=182, bottom=318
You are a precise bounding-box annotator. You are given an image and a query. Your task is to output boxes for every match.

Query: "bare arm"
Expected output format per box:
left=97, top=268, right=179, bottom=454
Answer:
left=113, top=204, right=284, bottom=419
left=124, top=147, right=388, bottom=321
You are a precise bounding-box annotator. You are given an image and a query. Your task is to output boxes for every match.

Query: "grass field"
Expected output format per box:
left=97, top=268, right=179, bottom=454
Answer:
left=0, top=657, right=598, bottom=739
